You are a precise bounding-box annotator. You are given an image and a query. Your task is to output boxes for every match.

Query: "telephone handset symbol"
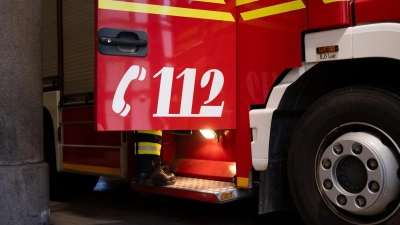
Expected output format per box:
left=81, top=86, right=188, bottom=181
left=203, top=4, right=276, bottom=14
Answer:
left=112, top=65, right=146, bottom=117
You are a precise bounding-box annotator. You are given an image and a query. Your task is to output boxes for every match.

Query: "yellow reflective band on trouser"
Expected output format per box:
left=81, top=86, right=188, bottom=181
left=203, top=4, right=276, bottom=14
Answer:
left=137, top=130, right=162, bottom=136
left=236, top=0, right=258, bottom=6
left=323, top=0, right=350, bottom=3
left=98, top=0, right=235, bottom=22
left=240, top=0, right=306, bottom=21
left=137, top=142, right=161, bottom=156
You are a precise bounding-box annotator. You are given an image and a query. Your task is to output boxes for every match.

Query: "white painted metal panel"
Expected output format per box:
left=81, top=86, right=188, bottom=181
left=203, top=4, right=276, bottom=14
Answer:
left=305, top=28, right=353, bottom=63
left=353, top=23, right=400, bottom=61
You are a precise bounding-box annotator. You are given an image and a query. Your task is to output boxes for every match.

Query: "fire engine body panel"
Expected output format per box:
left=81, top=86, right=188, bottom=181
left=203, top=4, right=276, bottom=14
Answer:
left=96, top=0, right=237, bottom=131
left=42, top=0, right=400, bottom=224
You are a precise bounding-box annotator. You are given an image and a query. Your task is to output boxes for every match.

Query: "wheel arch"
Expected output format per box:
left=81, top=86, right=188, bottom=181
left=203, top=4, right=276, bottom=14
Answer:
left=273, top=57, right=400, bottom=156
left=256, top=57, right=400, bottom=215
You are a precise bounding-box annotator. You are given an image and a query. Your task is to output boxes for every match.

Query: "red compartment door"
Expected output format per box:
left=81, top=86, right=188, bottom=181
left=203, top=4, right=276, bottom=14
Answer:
left=96, top=0, right=236, bottom=131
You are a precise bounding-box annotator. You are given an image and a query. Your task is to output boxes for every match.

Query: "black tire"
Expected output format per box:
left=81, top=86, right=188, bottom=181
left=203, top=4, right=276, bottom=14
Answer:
left=288, top=86, right=400, bottom=225
left=43, top=108, right=99, bottom=200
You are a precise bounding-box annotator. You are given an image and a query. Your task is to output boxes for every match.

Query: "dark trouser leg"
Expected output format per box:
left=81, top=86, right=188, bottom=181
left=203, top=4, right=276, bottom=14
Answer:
left=135, top=130, right=176, bottom=186
left=135, top=154, right=156, bottom=185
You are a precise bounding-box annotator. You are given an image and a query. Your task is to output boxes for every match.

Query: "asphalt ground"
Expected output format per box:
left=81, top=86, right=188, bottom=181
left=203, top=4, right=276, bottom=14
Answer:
left=49, top=177, right=306, bottom=225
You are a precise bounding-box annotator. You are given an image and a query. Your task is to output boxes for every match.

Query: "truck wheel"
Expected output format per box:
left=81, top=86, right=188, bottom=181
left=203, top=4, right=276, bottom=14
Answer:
left=288, top=86, right=400, bottom=225
left=44, top=109, right=99, bottom=200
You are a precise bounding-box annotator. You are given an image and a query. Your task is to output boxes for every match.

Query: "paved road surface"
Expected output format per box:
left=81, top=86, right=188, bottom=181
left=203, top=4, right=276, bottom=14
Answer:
left=49, top=177, right=306, bottom=225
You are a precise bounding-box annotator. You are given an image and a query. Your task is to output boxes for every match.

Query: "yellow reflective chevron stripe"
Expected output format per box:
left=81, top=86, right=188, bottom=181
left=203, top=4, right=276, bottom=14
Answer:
left=193, top=0, right=226, bottom=4
left=138, top=130, right=162, bottom=136
left=63, top=163, right=121, bottom=176
left=236, top=0, right=258, bottom=6
left=99, top=0, right=348, bottom=23
left=323, top=0, right=350, bottom=3
left=240, top=0, right=305, bottom=21
left=98, top=0, right=235, bottom=22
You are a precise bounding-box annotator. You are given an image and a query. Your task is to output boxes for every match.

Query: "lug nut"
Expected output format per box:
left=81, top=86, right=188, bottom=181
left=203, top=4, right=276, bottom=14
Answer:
left=352, top=143, right=363, bottom=155
left=369, top=181, right=380, bottom=193
left=367, top=159, right=378, bottom=170
left=322, top=159, right=331, bottom=169
left=356, top=196, right=366, bottom=207
left=333, top=144, right=343, bottom=155
left=323, top=179, right=333, bottom=190
left=337, top=194, right=347, bottom=206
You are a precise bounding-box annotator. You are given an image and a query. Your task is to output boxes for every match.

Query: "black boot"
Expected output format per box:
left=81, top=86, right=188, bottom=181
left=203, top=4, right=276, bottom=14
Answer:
left=135, top=154, right=155, bottom=185
left=149, top=155, right=176, bottom=186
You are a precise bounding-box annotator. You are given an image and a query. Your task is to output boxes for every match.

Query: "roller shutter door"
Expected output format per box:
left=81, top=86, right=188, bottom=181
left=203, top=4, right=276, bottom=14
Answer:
left=62, top=0, right=94, bottom=95
left=42, top=0, right=58, bottom=79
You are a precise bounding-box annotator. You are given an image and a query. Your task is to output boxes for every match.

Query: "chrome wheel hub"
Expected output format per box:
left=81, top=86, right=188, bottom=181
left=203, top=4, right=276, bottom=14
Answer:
left=318, top=130, right=400, bottom=216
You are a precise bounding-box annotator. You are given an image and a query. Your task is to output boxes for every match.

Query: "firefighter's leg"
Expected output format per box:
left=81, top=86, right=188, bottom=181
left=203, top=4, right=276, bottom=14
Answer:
left=135, top=130, right=176, bottom=186
left=149, top=154, right=176, bottom=186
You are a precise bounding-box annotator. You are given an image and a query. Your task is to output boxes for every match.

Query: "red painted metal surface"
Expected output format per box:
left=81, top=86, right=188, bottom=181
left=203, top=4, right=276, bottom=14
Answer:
left=62, top=106, right=121, bottom=146
left=63, top=146, right=120, bottom=168
left=171, top=159, right=235, bottom=182
left=62, top=106, right=122, bottom=172
left=160, top=131, right=178, bottom=173
left=132, top=130, right=236, bottom=181
left=131, top=183, right=221, bottom=203
left=235, top=0, right=307, bottom=181
left=165, top=130, right=235, bottom=181
left=62, top=106, right=95, bottom=122
left=95, top=0, right=308, bottom=187
left=96, top=0, right=237, bottom=131
left=63, top=123, right=121, bottom=146
left=354, top=0, right=400, bottom=24
left=175, top=130, right=235, bottom=161
left=308, top=0, right=351, bottom=30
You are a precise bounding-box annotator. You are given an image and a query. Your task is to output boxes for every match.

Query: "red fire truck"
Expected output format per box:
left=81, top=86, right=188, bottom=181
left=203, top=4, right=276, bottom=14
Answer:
left=42, top=0, right=400, bottom=224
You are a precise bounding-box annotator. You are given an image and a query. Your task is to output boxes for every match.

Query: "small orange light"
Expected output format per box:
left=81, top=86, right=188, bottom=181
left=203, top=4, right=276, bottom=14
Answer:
left=220, top=192, right=233, bottom=201
left=316, top=45, right=339, bottom=54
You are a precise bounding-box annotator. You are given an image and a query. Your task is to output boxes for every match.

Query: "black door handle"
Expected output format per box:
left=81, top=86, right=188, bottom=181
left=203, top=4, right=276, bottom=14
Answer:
left=98, top=28, right=148, bottom=57
left=99, top=36, right=148, bottom=47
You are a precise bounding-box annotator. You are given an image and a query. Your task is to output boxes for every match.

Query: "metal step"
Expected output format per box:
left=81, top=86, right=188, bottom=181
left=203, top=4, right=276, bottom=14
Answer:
left=131, top=176, right=254, bottom=203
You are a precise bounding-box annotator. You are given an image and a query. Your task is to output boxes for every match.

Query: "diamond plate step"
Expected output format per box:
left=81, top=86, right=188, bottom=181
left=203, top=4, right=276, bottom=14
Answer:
left=131, top=176, right=254, bottom=203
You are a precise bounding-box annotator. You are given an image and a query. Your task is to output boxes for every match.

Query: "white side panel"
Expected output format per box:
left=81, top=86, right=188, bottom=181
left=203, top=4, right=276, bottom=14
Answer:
left=43, top=91, right=62, bottom=172
left=250, top=85, right=288, bottom=171
left=305, top=23, right=400, bottom=63
left=254, top=23, right=400, bottom=172
left=353, top=23, right=400, bottom=61
left=305, top=28, right=353, bottom=63
left=249, top=63, right=316, bottom=171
